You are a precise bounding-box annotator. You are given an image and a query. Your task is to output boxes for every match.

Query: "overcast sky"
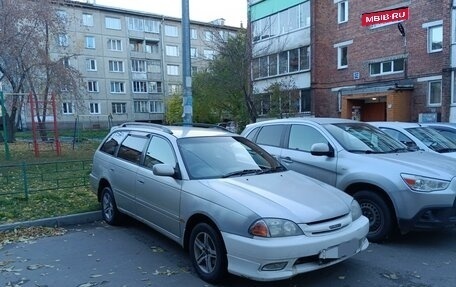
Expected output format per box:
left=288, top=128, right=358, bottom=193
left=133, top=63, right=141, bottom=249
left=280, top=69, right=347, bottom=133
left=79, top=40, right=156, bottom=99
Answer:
left=94, top=0, right=248, bottom=27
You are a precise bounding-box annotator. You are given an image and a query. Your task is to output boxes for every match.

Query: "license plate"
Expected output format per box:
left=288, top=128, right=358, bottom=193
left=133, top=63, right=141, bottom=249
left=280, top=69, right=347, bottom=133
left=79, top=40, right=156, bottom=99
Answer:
left=319, top=239, right=359, bottom=259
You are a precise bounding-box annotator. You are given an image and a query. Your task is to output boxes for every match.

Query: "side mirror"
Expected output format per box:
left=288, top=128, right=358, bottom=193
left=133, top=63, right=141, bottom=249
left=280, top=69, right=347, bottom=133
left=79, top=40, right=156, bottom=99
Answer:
left=153, top=164, right=176, bottom=177
left=310, top=143, right=334, bottom=157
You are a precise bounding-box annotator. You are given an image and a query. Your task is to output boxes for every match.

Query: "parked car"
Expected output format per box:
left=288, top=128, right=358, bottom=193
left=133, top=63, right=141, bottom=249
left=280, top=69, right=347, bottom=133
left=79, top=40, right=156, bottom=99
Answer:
left=420, top=122, right=456, bottom=143
left=241, top=118, right=456, bottom=242
left=90, top=122, right=369, bottom=283
left=369, top=121, right=456, bottom=158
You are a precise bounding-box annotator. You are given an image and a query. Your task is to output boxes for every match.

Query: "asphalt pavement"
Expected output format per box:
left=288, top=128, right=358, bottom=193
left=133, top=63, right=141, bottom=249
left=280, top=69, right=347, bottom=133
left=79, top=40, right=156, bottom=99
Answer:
left=1, top=212, right=455, bottom=287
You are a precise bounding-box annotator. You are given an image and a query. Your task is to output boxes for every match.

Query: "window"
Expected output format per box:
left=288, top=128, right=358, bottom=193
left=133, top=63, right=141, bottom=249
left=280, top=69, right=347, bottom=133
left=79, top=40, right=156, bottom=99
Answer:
left=109, top=60, right=124, bottom=72
left=256, top=125, right=284, bottom=147
left=204, top=31, right=213, bottom=41
left=85, top=36, right=95, bottom=49
left=89, top=102, right=100, bottom=114
left=132, top=59, right=146, bottom=72
left=300, top=46, right=310, bottom=70
left=56, top=10, right=68, bottom=23
left=166, top=45, right=179, bottom=57
left=191, top=47, right=198, bottom=58
left=144, top=20, right=160, bottom=33
left=62, top=58, right=70, bottom=68
left=428, top=80, right=442, bottom=106
left=132, top=81, right=148, bottom=93
left=289, top=49, right=299, bottom=72
left=127, top=17, right=144, bottom=31
left=147, top=60, right=161, bottom=73
left=191, top=66, right=198, bottom=75
left=191, top=28, right=198, bottom=39
left=112, top=102, right=126, bottom=114
left=145, top=41, right=158, bottom=53
left=165, top=25, right=178, bottom=37
left=167, top=64, right=179, bottom=76
left=149, top=81, right=162, bottom=93
left=338, top=1, right=348, bottom=24
left=289, top=125, right=328, bottom=152
left=86, top=59, right=97, bottom=71
left=252, top=1, right=310, bottom=42
left=58, top=34, right=69, bottom=47
left=338, top=46, right=348, bottom=69
left=62, top=102, right=73, bottom=115
left=370, top=59, right=404, bottom=76
left=117, top=134, right=148, bottom=164
left=203, top=49, right=215, bottom=60
left=428, top=25, right=443, bottom=53
left=107, top=39, right=122, bottom=51
left=87, top=81, right=99, bottom=92
left=268, top=53, right=278, bottom=76
left=169, top=84, right=181, bottom=94
left=110, top=81, right=125, bottom=93
left=150, top=101, right=164, bottom=113
left=279, top=51, right=288, bottom=74
left=82, top=13, right=94, bottom=26
left=130, top=39, right=143, bottom=52
left=134, top=101, right=148, bottom=113
left=105, top=16, right=121, bottom=30
left=144, top=136, right=176, bottom=169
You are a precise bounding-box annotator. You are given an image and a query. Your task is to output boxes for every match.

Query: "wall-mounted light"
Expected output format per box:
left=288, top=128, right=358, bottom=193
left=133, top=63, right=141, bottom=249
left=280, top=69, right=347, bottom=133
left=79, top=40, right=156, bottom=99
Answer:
left=397, top=23, right=405, bottom=37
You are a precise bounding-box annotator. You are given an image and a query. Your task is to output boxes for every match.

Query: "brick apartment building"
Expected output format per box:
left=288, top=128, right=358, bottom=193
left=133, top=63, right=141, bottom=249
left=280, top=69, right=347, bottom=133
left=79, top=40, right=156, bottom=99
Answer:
left=250, top=0, right=456, bottom=123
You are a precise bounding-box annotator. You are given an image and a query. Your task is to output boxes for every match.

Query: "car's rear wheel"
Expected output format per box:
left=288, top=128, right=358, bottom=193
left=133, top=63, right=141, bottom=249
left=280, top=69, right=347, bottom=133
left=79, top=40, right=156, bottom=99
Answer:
left=189, top=223, right=227, bottom=283
left=354, top=190, right=393, bottom=242
left=101, top=186, right=120, bottom=225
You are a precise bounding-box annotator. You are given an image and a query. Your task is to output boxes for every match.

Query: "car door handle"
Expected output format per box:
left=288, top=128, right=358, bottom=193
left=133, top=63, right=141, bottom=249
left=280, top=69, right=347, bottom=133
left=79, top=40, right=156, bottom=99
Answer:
left=137, top=180, right=145, bottom=184
left=280, top=156, right=293, bottom=163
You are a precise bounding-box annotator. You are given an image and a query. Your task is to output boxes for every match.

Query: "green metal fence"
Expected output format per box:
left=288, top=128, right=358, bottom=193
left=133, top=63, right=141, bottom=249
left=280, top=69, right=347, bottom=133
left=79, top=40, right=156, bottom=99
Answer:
left=0, top=160, right=92, bottom=200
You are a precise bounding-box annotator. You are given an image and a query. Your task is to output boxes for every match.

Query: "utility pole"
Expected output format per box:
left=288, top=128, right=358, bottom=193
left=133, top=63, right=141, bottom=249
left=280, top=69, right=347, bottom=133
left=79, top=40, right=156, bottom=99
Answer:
left=182, top=0, right=193, bottom=125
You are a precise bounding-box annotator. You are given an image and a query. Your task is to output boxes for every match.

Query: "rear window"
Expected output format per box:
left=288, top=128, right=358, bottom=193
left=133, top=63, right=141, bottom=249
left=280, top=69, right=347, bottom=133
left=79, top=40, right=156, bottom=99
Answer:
left=256, top=125, right=284, bottom=147
left=100, top=131, right=127, bottom=155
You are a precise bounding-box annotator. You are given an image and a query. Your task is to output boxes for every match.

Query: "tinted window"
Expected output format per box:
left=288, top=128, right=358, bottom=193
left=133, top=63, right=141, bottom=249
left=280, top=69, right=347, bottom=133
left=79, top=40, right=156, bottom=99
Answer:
left=256, top=125, right=284, bottom=147
left=144, top=136, right=176, bottom=168
left=100, top=131, right=127, bottom=155
left=289, top=125, right=328, bottom=152
left=117, top=134, right=148, bottom=164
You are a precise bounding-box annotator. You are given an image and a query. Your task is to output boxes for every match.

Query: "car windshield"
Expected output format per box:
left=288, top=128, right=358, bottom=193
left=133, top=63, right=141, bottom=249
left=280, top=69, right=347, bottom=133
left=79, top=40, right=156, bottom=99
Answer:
left=178, top=136, right=285, bottom=179
left=324, top=123, right=408, bottom=153
left=406, top=127, right=456, bottom=153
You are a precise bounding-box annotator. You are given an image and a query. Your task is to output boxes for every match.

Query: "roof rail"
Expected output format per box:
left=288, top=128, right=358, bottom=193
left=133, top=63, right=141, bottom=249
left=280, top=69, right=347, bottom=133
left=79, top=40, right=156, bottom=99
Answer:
left=173, top=122, right=231, bottom=132
left=119, top=122, right=173, bottom=134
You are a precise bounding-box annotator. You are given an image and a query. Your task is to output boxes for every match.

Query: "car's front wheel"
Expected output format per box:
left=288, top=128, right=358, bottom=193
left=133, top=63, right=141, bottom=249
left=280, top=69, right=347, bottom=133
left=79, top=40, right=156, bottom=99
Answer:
left=189, top=223, right=227, bottom=283
left=354, top=190, right=393, bottom=242
left=101, top=186, right=120, bottom=225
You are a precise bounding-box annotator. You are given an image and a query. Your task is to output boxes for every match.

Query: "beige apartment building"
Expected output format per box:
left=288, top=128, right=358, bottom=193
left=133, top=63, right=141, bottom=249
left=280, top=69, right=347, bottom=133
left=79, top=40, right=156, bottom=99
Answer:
left=41, top=1, right=239, bottom=129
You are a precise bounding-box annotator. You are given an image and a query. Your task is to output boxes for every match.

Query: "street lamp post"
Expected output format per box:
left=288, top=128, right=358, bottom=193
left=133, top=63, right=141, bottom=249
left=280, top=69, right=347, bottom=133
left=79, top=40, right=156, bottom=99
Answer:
left=182, top=0, right=192, bottom=125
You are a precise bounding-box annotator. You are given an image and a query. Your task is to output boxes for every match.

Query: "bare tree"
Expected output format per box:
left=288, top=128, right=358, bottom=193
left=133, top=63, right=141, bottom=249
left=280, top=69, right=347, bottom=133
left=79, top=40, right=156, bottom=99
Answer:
left=0, top=0, right=83, bottom=141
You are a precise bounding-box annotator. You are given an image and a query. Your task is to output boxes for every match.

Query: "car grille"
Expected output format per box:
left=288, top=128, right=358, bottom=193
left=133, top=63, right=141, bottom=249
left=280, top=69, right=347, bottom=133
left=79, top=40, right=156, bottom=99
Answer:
left=299, top=213, right=351, bottom=236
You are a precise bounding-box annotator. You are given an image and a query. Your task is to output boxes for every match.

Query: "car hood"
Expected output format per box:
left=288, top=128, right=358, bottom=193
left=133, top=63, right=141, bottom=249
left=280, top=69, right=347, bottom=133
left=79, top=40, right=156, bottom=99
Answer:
left=368, top=151, right=456, bottom=180
left=198, top=170, right=352, bottom=224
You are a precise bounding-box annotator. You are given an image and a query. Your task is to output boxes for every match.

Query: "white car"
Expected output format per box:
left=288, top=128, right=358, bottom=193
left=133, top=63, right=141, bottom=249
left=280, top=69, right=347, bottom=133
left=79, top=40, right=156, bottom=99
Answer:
left=420, top=122, right=456, bottom=143
left=369, top=121, right=456, bottom=159
left=90, top=122, right=369, bottom=283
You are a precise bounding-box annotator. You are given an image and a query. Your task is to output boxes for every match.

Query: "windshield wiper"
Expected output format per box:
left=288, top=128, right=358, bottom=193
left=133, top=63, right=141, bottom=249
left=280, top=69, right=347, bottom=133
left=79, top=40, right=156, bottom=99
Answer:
left=390, top=148, right=410, bottom=153
left=256, top=166, right=287, bottom=175
left=222, top=169, right=262, bottom=178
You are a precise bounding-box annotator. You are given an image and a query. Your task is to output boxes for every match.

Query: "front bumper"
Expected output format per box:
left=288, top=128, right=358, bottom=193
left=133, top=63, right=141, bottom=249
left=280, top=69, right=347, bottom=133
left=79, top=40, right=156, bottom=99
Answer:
left=398, top=198, right=456, bottom=233
left=221, top=216, right=369, bottom=282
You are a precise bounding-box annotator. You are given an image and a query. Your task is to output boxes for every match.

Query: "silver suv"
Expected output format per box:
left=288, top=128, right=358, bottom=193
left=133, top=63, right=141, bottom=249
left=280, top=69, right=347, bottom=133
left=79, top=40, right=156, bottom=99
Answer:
left=241, top=118, right=456, bottom=242
left=90, top=122, right=369, bottom=282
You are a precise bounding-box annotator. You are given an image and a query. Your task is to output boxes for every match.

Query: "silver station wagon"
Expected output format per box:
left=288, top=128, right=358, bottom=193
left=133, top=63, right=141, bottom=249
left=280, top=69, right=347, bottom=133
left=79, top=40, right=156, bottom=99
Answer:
left=90, top=122, right=369, bottom=283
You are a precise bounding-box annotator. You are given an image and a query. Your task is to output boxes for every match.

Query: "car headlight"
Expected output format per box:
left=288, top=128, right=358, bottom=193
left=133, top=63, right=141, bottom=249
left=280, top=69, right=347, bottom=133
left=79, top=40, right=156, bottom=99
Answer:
left=401, top=173, right=450, bottom=192
left=351, top=199, right=362, bottom=221
left=249, top=218, right=303, bottom=237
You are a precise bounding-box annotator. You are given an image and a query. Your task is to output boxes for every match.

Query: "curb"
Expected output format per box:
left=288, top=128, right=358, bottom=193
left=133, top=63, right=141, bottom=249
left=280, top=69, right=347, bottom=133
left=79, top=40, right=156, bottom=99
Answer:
left=0, top=211, right=102, bottom=232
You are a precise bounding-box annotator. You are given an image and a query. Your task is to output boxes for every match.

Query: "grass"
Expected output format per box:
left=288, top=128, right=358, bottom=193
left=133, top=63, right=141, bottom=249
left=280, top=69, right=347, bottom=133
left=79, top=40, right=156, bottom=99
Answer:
left=0, top=129, right=109, bottom=225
